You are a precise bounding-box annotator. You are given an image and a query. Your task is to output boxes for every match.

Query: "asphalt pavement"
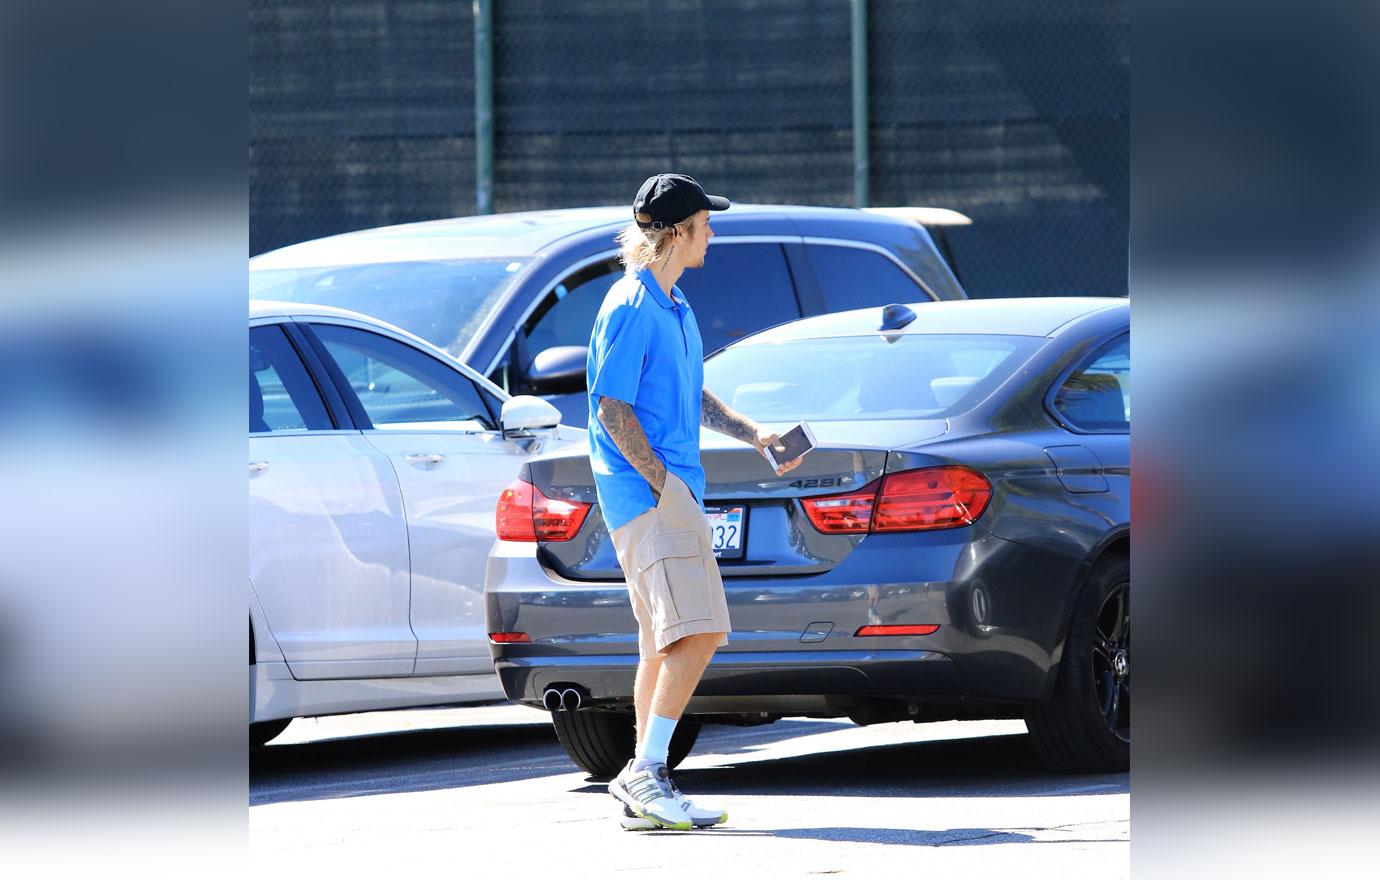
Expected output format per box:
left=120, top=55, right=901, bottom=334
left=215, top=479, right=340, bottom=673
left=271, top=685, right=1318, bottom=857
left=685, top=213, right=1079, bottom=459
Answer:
left=250, top=703, right=1128, bottom=878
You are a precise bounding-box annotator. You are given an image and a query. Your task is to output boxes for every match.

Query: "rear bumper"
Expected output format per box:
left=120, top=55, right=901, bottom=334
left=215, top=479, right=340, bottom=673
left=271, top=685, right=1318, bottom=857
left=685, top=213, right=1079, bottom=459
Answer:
left=486, top=526, right=1087, bottom=709
left=495, top=648, right=966, bottom=708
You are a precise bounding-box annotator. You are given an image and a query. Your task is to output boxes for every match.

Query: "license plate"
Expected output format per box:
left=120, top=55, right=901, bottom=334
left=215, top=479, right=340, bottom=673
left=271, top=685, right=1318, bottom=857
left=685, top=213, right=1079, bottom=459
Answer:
left=705, top=506, right=746, bottom=559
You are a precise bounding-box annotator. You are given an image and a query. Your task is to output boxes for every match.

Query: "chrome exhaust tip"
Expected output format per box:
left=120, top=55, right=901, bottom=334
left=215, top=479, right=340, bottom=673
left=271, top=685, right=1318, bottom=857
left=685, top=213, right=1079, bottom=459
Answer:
left=560, top=688, right=582, bottom=712
left=542, top=688, right=563, bottom=712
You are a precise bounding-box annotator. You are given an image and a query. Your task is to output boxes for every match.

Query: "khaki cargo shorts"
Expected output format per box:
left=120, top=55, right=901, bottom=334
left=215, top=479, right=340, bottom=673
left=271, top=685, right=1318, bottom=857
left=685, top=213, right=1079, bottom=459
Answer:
left=610, top=472, right=731, bottom=660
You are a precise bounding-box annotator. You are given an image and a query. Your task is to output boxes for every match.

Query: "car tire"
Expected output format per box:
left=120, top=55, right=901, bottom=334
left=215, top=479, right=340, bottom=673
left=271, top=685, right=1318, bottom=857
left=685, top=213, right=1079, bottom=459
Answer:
left=1026, top=552, right=1130, bottom=773
left=549, top=709, right=701, bottom=779
left=250, top=718, right=291, bottom=748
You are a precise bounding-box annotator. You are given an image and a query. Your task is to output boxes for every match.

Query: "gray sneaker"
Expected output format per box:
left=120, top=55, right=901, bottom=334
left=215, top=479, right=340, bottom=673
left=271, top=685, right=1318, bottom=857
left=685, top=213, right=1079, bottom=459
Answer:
left=608, top=762, right=693, bottom=831
left=616, top=763, right=728, bottom=831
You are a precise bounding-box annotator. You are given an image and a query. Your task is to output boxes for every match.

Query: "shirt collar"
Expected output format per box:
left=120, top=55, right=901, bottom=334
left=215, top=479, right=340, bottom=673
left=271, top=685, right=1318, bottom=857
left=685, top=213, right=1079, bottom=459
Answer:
left=635, top=268, right=683, bottom=310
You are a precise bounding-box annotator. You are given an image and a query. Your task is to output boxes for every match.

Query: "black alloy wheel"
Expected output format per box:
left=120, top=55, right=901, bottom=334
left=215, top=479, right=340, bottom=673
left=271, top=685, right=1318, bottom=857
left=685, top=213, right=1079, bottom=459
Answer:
left=1092, top=581, right=1130, bottom=744
left=1026, top=552, right=1131, bottom=772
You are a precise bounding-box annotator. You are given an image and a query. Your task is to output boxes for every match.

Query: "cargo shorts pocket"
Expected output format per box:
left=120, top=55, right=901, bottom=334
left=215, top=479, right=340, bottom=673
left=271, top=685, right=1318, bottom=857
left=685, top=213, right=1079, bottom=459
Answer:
left=633, top=529, right=711, bottom=623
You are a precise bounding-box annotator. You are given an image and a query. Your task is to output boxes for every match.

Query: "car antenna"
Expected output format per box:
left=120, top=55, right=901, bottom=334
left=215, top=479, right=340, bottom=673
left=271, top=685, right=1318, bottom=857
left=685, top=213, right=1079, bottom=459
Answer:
left=878, top=303, right=916, bottom=343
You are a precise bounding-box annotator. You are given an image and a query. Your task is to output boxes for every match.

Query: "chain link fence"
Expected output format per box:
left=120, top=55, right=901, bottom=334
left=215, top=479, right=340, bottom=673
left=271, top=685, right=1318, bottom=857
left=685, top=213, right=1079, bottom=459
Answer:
left=869, top=0, right=1129, bottom=295
left=251, top=0, right=1128, bottom=296
left=492, top=0, right=855, bottom=212
left=249, top=0, right=477, bottom=252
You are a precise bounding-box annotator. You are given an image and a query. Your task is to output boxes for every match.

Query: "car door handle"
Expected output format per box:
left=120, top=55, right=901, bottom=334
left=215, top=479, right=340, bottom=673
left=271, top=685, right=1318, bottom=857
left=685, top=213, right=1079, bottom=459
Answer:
left=404, top=452, right=446, bottom=467
left=249, top=461, right=268, bottom=475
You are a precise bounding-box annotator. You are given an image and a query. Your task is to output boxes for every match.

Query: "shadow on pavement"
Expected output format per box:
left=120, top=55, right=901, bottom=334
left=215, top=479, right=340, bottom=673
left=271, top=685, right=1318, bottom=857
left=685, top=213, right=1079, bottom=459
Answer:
left=572, top=733, right=1128, bottom=800
left=251, top=718, right=1125, bottom=808
left=250, top=723, right=562, bottom=806
left=711, top=732, right=1127, bottom=799
left=251, top=718, right=846, bottom=806
left=624, top=826, right=1122, bottom=846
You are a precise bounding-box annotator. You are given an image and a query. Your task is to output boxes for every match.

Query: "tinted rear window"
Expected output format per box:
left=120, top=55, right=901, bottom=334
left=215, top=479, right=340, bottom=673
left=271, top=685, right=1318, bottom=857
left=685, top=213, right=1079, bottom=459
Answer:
left=704, top=333, right=1040, bottom=422
left=808, top=245, right=927, bottom=311
left=676, top=243, right=800, bottom=354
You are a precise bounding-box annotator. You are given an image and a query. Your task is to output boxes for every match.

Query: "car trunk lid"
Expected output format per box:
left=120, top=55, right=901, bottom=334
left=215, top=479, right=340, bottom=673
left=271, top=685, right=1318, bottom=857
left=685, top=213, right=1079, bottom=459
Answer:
left=533, top=419, right=947, bottom=580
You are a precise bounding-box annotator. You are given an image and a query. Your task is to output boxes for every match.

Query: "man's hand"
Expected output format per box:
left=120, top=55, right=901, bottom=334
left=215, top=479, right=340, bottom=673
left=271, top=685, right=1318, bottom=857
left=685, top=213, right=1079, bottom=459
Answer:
left=700, top=389, right=803, bottom=475
left=754, top=427, right=804, bottom=476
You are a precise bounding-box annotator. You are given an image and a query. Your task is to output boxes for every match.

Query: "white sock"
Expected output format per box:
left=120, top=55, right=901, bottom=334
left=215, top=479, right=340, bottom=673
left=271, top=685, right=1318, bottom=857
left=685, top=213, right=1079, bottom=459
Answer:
left=632, top=714, right=678, bottom=771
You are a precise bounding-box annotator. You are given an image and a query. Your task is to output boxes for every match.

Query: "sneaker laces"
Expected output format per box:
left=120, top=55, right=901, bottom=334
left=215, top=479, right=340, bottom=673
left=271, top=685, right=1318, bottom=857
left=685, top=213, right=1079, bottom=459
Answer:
left=624, top=765, right=676, bottom=804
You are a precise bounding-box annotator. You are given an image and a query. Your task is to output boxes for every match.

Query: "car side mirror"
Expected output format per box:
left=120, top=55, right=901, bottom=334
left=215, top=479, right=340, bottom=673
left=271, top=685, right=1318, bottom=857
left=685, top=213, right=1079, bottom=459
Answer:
left=500, top=395, right=562, bottom=438
left=524, top=345, right=588, bottom=395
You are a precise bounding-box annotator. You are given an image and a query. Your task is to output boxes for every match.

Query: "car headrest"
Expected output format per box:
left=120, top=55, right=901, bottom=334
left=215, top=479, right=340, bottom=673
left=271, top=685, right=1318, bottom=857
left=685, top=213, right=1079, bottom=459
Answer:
left=930, top=376, right=980, bottom=409
left=1059, top=373, right=1125, bottom=427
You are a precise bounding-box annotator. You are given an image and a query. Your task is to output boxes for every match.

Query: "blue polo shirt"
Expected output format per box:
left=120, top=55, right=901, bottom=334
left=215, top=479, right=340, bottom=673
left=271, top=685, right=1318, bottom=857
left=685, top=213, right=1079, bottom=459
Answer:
left=587, top=267, right=705, bottom=532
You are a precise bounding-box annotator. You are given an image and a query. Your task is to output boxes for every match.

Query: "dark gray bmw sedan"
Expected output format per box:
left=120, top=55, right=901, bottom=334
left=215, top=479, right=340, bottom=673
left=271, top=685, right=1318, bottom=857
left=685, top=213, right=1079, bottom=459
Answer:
left=485, top=297, right=1129, bottom=775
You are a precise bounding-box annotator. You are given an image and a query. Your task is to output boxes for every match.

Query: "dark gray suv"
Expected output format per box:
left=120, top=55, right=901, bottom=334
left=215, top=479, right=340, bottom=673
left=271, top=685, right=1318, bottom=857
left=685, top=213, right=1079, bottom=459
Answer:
left=249, top=205, right=967, bottom=427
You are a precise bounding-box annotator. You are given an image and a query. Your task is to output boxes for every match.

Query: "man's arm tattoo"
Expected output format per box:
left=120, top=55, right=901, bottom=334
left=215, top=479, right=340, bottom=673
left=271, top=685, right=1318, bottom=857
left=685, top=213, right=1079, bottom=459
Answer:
left=597, top=397, right=667, bottom=496
left=701, top=388, right=758, bottom=444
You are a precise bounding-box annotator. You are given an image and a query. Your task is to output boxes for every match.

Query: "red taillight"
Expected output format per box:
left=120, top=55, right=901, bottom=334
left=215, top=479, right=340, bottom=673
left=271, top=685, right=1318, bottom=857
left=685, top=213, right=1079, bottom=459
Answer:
left=799, top=480, right=879, bottom=533
left=855, top=624, right=940, bottom=637
left=799, top=466, right=991, bottom=534
left=495, top=478, right=592, bottom=542
left=531, top=485, right=593, bottom=541
left=873, top=467, right=991, bottom=531
left=488, top=632, right=531, bottom=643
left=496, top=479, right=537, bottom=540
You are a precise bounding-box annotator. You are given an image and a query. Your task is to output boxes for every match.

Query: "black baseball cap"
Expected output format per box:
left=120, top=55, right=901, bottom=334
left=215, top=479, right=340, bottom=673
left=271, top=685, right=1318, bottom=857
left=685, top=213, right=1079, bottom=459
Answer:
left=632, top=173, right=731, bottom=229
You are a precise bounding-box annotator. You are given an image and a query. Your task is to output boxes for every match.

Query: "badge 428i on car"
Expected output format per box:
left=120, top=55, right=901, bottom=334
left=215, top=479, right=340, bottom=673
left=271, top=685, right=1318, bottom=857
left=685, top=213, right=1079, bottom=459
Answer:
left=788, top=476, right=851, bottom=490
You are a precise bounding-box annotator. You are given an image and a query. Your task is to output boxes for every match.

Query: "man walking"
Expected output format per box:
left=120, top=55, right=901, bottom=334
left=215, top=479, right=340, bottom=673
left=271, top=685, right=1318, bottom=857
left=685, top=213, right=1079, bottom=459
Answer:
left=586, top=174, right=801, bottom=831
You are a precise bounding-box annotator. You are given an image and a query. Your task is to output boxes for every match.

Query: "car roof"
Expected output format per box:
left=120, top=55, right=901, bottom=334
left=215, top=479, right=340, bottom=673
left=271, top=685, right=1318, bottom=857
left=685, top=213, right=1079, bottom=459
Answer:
left=250, top=207, right=628, bottom=269
left=250, top=298, right=435, bottom=348
left=250, top=298, right=384, bottom=322
left=248, top=204, right=939, bottom=270
left=740, top=297, right=1128, bottom=343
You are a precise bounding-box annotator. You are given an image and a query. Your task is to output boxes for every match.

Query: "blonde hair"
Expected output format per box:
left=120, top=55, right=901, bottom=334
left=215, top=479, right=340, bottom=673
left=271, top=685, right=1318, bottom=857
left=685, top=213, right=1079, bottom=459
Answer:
left=616, top=214, right=694, bottom=271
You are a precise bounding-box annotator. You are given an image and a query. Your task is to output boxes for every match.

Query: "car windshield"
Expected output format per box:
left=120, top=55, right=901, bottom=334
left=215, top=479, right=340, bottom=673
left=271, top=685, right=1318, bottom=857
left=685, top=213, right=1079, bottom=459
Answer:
left=249, top=258, right=529, bottom=357
left=704, top=333, right=1041, bottom=421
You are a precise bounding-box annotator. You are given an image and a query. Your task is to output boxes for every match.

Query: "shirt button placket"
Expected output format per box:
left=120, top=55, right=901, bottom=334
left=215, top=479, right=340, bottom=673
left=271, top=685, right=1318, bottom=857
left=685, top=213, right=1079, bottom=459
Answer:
left=675, top=304, right=689, bottom=355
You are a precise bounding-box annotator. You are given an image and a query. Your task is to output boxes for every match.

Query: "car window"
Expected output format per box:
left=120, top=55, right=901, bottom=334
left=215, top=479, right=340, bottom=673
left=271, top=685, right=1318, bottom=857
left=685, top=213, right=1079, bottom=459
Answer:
left=1054, top=334, right=1130, bottom=432
left=249, top=325, right=333, bottom=433
left=807, top=244, right=927, bottom=311
left=311, top=324, right=497, bottom=431
left=486, top=261, right=621, bottom=394
left=704, top=333, right=1040, bottom=422
left=249, top=258, right=530, bottom=358
left=676, top=243, right=800, bottom=354
left=524, top=261, right=621, bottom=360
